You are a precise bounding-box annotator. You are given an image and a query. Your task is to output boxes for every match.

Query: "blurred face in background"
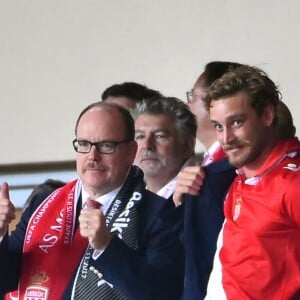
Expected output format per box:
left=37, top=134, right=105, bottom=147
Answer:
left=188, top=86, right=210, bottom=132
left=187, top=80, right=217, bottom=145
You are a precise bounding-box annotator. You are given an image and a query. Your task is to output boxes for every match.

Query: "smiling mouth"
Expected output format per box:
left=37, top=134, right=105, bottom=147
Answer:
left=223, top=142, right=243, bottom=150
left=227, top=147, right=244, bottom=157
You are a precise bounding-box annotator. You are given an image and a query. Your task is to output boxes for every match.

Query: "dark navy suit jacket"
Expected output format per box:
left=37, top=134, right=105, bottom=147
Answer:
left=182, top=158, right=236, bottom=300
left=0, top=187, right=184, bottom=300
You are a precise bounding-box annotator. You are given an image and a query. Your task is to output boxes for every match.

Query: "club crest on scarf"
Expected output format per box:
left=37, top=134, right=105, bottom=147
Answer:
left=24, top=270, right=49, bottom=300
left=19, top=180, right=88, bottom=300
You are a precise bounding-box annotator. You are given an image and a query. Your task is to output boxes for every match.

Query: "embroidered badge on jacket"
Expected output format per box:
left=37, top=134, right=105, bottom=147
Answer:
left=233, top=196, right=243, bottom=221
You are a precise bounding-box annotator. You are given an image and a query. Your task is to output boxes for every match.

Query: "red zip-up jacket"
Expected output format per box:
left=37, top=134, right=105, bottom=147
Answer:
left=220, top=138, right=300, bottom=299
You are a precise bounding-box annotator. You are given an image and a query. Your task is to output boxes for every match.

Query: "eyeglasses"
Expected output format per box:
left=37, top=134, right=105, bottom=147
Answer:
left=186, top=90, right=205, bottom=103
left=73, top=139, right=131, bottom=154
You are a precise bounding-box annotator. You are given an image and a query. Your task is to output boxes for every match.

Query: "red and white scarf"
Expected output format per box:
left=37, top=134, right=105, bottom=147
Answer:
left=15, top=179, right=86, bottom=300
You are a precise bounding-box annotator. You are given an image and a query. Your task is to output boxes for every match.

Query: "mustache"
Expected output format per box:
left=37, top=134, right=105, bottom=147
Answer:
left=139, top=150, right=160, bottom=160
left=83, top=162, right=106, bottom=172
left=222, top=141, right=247, bottom=152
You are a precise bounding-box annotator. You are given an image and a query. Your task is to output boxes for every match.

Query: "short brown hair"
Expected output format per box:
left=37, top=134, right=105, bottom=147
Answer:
left=204, top=65, right=281, bottom=125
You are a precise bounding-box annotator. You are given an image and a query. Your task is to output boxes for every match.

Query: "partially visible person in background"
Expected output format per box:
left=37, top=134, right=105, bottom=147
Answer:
left=102, top=81, right=162, bottom=110
left=9, top=179, right=66, bottom=233
left=173, top=61, right=241, bottom=299
left=187, top=61, right=242, bottom=165
left=22, top=179, right=66, bottom=212
left=133, top=97, right=197, bottom=199
left=276, top=100, right=296, bottom=140
left=6, top=179, right=66, bottom=298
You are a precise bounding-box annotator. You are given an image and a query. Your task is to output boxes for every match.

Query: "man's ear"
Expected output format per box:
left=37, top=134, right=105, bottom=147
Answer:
left=263, top=104, right=275, bottom=127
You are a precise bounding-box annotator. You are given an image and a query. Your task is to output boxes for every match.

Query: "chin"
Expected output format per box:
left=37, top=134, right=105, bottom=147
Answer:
left=84, top=175, right=106, bottom=186
left=145, top=166, right=163, bottom=176
left=228, top=155, right=244, bottom=167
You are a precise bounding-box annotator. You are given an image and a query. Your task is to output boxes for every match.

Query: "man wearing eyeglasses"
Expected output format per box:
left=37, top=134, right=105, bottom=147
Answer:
left=173, top=62, right=241, bottom=299
left=0, top=102, right=184, bottom=299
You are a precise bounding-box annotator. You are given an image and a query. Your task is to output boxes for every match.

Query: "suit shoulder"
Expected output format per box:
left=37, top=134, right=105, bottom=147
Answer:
left=143, top=190, right=166, bottom=209
left=142, top=190, right=178, bottom=218
left=204, top=158, right=236, bottom=176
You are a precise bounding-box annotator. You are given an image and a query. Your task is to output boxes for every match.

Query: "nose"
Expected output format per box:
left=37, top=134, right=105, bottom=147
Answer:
left=141, top=135, right=156, bottom=151
left=220, top=126, right=235, bottom=145
left=88, top=145, right=101, bottom=160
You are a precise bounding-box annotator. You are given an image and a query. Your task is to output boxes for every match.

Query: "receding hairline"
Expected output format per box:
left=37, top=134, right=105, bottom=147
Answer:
left=75, top=102, right=133, bottom=136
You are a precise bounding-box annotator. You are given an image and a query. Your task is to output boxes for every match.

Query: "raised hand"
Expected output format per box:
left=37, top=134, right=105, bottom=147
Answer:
left=0, top=182, right=16, bottom=236
left=173, top=166, right=206, bottom=207
left=79, top=200, right=112, bottom=250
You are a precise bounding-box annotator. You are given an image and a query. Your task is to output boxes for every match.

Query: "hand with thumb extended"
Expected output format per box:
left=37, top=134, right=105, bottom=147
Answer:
left=0, top=182, right=16, bottom=236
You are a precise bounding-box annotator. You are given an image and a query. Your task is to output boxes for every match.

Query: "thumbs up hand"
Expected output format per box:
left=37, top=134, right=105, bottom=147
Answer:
left=0, top=182, right=16, bottom=236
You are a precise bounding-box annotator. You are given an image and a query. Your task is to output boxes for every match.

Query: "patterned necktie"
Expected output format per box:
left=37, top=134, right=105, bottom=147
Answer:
left=74, top=198, right=127, bottom=299
left=86, top=198, right=101, bottom=209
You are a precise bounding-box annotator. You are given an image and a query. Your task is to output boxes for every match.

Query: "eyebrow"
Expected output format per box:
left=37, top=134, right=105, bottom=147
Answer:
left=135, top=128, right=170, bottom=133
left=211, top=113, right=246, bottom=123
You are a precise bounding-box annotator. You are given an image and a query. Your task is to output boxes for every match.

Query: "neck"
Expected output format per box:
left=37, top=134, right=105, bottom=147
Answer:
left=242, top=138, right=278, bottom=178
left=145, top=174, right=176, bottom=193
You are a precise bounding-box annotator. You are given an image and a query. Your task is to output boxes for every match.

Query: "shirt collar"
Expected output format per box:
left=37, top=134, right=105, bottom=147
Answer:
left=157, top=177, right=177, bottom=199
left=206, top=141, right=221, bottom=156
left=156, top=156, right=195, bottom=199
left=237, top=139, right=300, bottom=185
left=202, top=141, right=225, bottom=166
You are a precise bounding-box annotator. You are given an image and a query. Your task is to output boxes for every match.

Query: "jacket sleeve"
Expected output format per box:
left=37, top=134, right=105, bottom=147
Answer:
left=0, top=191, right=51, bottom=296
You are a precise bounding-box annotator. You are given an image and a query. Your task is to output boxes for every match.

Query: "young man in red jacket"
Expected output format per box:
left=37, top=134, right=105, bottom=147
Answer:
left=205, top=65, right=300, bottom=299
